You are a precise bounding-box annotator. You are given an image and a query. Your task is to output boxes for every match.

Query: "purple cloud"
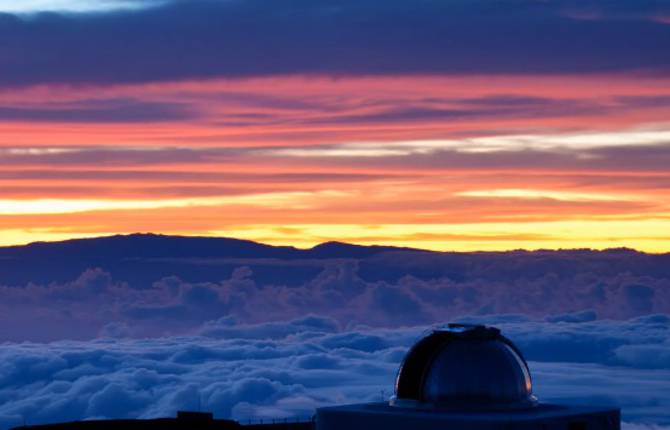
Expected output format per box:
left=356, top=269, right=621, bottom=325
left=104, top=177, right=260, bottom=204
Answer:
left=1, top=0, right=669, bottom=87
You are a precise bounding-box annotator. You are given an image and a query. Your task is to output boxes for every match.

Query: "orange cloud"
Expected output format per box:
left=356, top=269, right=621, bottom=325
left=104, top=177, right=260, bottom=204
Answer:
left=1, top=76, right=669, bottom=250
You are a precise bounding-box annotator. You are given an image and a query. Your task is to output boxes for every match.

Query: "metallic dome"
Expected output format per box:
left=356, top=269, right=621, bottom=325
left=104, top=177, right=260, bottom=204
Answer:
left=390, top=324, right=537, bottom=411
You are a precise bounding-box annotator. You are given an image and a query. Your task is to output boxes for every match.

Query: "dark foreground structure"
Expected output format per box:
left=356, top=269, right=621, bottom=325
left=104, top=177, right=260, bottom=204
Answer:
left=11, top=412, right=311, bottom=430
left=13, top=324, right=619, bottom=430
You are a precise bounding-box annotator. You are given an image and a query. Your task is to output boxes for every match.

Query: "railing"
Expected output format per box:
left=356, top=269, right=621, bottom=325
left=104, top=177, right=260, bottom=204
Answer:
left=242, top=416, right=314, bottom=429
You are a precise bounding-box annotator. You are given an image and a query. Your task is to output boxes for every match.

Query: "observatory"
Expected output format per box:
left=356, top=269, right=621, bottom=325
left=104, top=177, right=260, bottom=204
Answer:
left=316, top=324, right=620, bottom=430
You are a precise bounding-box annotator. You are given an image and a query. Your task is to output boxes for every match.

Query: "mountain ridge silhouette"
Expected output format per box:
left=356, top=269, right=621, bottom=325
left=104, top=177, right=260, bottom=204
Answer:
left=0, top=233, right=666, bottom=287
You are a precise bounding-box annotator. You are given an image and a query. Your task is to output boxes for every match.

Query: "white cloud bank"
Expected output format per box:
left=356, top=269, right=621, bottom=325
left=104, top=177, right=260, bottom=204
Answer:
left=0, top=0, right=163, bottom=14
left=0, top=315, right=668, bottom=429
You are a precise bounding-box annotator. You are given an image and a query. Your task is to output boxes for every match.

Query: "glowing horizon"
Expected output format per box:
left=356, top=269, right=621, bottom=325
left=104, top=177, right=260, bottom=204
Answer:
left=3, top=223, right=670, bottom=254
left=2, top=0, right=670, bottom=252
left=1, top=75, right=670, bottom=252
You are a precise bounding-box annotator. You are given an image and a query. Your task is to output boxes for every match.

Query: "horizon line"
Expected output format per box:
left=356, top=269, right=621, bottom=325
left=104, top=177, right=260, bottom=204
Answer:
left=3, top=231, right=665, bottom=256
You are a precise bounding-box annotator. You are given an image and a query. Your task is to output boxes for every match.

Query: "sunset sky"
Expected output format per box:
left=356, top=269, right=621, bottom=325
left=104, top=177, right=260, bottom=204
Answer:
left=2, top=0, right=670, bottom=251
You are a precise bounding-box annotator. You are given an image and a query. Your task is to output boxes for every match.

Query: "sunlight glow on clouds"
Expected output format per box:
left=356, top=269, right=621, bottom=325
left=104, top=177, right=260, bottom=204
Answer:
left=0, top=0, right=163, bottom=14
left=455, top=189, right=641, bottom=203
left=468, top=128, right=670, bottom=152
left=214, top=219, right=670, bottom=252
left=267, top=127, right=670, bottom=158
left=0, top=192, right=348, bottom=215
left=0, top=229, right=113, bottom=247
left=0, top=46, right=668, bottom=251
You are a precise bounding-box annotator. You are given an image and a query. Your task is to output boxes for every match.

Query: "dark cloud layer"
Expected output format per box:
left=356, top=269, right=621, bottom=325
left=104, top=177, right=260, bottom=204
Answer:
left=0, top=98, right=193, bottom=123
left=1, top=238, right=669, bottom=341
left=1, top=0, right=669, bottom=87
left=312, top=96, right=607, bottom=125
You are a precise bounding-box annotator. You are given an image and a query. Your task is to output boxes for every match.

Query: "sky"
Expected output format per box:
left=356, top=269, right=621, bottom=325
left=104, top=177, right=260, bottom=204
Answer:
left=2, top=0, right=670, bottom=251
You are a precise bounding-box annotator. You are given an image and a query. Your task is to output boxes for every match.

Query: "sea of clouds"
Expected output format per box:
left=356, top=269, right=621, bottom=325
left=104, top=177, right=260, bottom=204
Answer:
left=1, top=251, right=669, bottom=429
left=1, top=314, right=668, bottom=429
left=1, top=256, right=669, bottom=341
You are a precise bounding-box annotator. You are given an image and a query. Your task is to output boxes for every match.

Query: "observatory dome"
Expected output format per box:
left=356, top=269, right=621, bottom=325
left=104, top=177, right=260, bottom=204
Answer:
left=391, top=324, right=537, bottom=411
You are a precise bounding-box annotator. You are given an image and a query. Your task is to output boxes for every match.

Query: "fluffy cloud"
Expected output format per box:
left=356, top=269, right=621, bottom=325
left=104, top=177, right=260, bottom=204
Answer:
left=0, top=316, right=668, bottom=429
left=0, top=242, right=667, bottom=429
left=1, top=249, right=670, bottom=341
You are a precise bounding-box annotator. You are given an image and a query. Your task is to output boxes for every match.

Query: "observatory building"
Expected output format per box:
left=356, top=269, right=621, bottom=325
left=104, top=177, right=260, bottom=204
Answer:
left=316, top=324, right=620, bottom=430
